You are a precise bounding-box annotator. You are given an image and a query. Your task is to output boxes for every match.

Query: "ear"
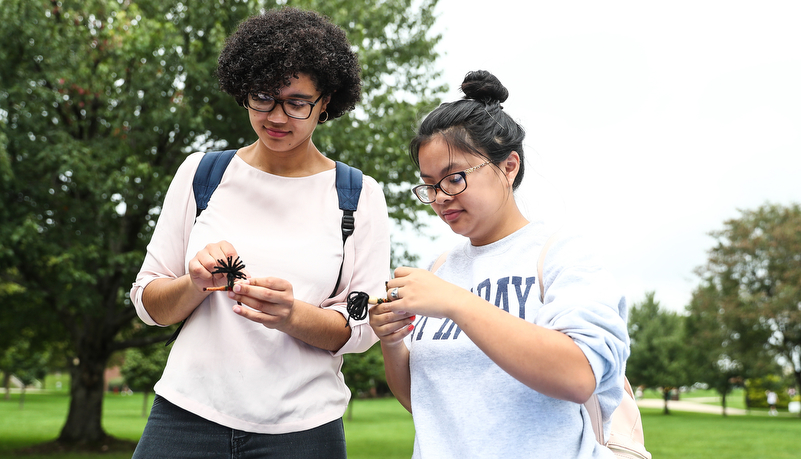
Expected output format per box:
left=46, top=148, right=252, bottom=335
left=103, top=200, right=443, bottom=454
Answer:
left=319, top=94, right=332, bottom=113
left=502, top=151, right=521, bottom=186
left=317, top=95, right=333, bottom=124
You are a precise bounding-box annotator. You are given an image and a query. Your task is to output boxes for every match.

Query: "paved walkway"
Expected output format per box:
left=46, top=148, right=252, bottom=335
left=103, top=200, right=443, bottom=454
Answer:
left=636, top=398, right=749, bottom=415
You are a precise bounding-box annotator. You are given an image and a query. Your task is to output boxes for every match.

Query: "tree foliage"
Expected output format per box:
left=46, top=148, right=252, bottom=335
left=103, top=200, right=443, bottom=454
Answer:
left=341, top=344, right=387, bottom=420
left=684, top=283, right=751, bottom=415
left=626, top=291, right=690, bottom=414
left=121, top=345, right=169, bottom=417
left=0, top=0, right=442, bottom=446
left=696, top=203, right=801, bottom=402
left=0, top=330, right=50, bottom=409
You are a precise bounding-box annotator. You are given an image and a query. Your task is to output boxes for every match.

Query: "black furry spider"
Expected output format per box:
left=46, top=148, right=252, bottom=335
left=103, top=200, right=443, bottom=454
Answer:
left=212, top=255, right=246, bottom=290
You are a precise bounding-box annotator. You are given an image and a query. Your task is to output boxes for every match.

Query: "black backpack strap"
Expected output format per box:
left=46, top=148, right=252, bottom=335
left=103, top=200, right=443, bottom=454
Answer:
left=167, top=150, right=237, bottom=346
left=329, top=161, right=363, bottom=299
left=193, top=149, right=238, bottom=218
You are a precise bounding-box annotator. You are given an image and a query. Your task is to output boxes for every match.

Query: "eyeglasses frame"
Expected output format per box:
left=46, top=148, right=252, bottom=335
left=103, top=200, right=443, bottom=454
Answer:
left=244, top=92, right=324, bottom=120
left=412, top=161, right=492, bottom=204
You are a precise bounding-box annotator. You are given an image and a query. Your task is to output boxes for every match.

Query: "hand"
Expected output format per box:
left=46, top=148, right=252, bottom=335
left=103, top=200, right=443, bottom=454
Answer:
left=384, top=266, right=468, bottom=319
left=187, top=241, right=247, bottom=292
left=369, top=300, right=415, bottom=346
left=228, top=277, right=296, bottom=329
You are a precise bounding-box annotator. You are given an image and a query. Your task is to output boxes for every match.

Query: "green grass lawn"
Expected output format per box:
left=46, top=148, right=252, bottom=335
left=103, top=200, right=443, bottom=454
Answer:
left=0, top=391, right=413, bottom=459
left=640, top=387, right=752, bottom=410
left=2, top=390, right=800, bottom=458
left=640, top=407, right=800, bottom=458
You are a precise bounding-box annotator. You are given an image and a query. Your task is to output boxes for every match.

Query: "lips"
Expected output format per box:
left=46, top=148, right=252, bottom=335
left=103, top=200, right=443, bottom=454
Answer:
left=265, top=127, right=289, bottom=138
left=440, top=209, right=462, bottom=222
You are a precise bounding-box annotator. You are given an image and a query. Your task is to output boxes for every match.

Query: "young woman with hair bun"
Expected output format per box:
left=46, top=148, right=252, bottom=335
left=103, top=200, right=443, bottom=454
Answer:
left=370, top=70, right=630, bottom=458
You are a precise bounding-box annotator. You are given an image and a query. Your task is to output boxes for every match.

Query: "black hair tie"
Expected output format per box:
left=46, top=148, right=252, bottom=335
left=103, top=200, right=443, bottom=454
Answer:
left=345, top=291, right=371, bottom=327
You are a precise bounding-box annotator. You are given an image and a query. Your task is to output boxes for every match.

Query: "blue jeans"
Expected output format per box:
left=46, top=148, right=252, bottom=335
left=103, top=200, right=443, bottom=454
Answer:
left=132, top=395, right=347, bottom=459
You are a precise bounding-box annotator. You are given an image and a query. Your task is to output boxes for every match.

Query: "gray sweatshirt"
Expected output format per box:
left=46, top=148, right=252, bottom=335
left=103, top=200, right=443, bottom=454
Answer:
left=407, top=223, right=629, bottom=458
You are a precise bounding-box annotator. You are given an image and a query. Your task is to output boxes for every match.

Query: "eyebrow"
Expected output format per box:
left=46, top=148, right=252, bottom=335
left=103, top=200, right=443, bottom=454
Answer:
left=257, top=90, right=317, bottom=100
left=283, top=91, right=317, bottom=100
left=420, top=162, right=468, bottom=180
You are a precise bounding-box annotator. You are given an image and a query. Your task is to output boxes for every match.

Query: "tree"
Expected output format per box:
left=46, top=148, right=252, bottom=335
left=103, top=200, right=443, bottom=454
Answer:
left=121, top=345, right=170, bottom=417
left=0, top=270, right=29, bottom=401
left=696, top=203, right=801, bottom=411
left=341, top=344, right=387, bottom=420
left=626, top=292, right=689, bottom=414
left=0, top=331, right=50, bottom=409
left=0, top=0, right=442, bottom=448
left=684, top=283, right=750, bottom=415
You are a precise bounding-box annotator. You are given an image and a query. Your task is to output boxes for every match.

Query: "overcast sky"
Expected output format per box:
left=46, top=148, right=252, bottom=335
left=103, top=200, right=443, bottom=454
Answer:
left=406, top=0, right=801, bottom=312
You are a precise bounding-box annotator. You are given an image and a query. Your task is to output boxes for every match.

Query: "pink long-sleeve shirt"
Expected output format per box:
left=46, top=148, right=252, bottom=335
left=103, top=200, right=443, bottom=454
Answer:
left=130, top=152, right=390, bottom=434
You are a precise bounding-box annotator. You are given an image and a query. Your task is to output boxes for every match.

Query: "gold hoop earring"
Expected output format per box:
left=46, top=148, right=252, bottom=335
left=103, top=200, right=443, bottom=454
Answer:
left=319, top=111, right=329, bottom=123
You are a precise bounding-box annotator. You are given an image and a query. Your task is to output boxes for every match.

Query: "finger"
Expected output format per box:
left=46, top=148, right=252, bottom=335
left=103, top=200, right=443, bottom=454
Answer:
left=371, top=304, right=414, bottom=325
left=379, top=321, right=415, bottom=342
left=232, top=303, right=273, bottom=323
left=207, top=242, right=237, bottom=264
left=230, top=281, right=269, bottom=303
left=217, top=240, right=237, bottom=257
left=393, top=266, right=415, bottom=278
left=245, top=277, right=290, bottom=292
left=371, top=301, right=398, bottom=316
left=196, top=250, right=221, bottom=273
left=387, top=286, right=402, bottom=302
left=374, top=300, right=413, bottom=319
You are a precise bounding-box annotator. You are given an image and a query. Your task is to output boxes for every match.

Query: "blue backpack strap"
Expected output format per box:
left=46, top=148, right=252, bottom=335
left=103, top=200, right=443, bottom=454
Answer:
left=335, top=160, right=362, bottom=238
left=335, top=161, right=362, bottom=212
left=193, top=149, right=238, bottom=218
left=330, top=161, right=363, bottom=299
left=167, top=149, right=237, bottom=346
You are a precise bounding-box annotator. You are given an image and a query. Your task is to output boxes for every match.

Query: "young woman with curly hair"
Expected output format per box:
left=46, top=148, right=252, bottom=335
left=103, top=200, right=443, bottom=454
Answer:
left=369, top=70, right=630, bottom=458
left=130, top=8, right=389, bottom=458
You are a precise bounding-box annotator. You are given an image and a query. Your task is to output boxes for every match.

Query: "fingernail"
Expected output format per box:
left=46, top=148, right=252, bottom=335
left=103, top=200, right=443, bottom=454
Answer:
left=409, top=315, right=416, bottom=321
left=407, top=324, right=415, bottom=331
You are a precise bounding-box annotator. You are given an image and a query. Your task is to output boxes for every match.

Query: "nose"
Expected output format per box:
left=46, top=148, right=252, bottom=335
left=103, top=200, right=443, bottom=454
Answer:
left=267, top=103, right=289, bottom=122
left=433, top=187, right=453, bottom=205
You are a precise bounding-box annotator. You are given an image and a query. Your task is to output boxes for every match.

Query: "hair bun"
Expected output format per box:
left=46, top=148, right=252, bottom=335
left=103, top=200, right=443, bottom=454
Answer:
left=460, top=70, right=509, bottom=104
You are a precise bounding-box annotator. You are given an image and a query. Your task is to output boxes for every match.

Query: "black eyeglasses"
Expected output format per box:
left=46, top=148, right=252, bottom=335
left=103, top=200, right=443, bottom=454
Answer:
left=245, top=92, right=323, bottom=120
left=412, top=161, right=491, bottom=204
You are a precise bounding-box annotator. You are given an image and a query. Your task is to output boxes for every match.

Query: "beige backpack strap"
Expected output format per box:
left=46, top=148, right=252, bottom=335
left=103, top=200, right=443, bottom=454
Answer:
left=430, top=251, right=449, bottom=273
left=538, top=228, right=650, bottom=456
left=585, top=394, right=605, bottom=444
left=537, top=230, right=561, bottom=302
left=538, top=229, right=605, bottom=445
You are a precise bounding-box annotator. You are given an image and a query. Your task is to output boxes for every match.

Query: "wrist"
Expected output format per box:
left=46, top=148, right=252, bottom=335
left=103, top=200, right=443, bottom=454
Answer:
left=381, top=338, right=408, bottom=352
left=446, top=289, right=488, bottom=325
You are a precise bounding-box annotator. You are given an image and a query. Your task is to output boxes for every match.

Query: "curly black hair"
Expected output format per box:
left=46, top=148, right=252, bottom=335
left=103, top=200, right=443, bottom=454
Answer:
left=217, top=7, right=361, bottom=121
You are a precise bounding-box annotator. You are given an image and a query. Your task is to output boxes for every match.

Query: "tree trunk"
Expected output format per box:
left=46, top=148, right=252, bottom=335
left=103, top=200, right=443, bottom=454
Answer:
left=2, top=371, right=9, bottom=400
left=721, top=391, right=727, bottom=417
left=57, top=352, right=110, bottom=444
left=662, top=388, right=671, bottom=415
left=142, top=390, right=150, bottom=418
left=794, top=368, right=801, bottom=418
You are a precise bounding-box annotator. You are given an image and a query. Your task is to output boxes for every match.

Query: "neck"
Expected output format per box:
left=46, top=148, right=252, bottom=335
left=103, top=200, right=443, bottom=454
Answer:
left=241, top=140, right=334, bottom=177
left=470, top=204, right=529, bottom=246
